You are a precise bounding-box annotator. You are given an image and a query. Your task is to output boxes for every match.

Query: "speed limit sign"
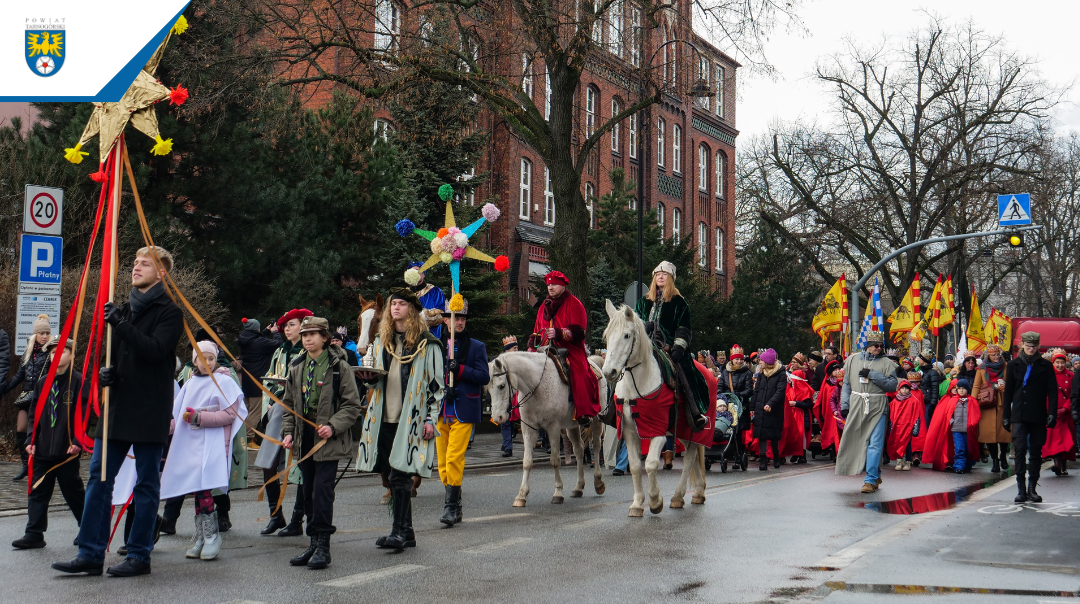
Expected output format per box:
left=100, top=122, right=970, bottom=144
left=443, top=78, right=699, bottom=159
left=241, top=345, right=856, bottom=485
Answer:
left=24, top=185, right=63, bottom=236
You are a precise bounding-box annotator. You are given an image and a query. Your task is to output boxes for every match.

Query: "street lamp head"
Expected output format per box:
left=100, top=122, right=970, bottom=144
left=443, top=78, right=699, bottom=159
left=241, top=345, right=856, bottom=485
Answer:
left=689, top=78, right=713, bottom=98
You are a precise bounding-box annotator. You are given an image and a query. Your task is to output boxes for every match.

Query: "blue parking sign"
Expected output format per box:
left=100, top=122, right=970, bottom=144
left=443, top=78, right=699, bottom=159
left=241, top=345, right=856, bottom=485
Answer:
left=19, top=234, right=62, bottom=284
left=998, top=193, right=1032, bottom=226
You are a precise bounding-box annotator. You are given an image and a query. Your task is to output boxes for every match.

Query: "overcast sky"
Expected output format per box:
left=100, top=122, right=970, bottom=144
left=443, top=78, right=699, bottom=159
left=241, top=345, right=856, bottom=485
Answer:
left=734, top=0, right=1080, bottom=141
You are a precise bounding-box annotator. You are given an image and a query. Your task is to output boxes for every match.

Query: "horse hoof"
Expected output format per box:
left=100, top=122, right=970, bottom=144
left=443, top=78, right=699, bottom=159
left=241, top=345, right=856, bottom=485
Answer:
left=670, top=498, right=685, bottom=509
left=570, top=490, right=583, bottom=498
left=551, top=496, right=564, bottom=504
left=691, top=495, right=706, bottom=505
left=628, top=508, right=644, bottom=518
left=594, top=483, right=606, bottom=495
left=649, top=503, right=664, bottom=515
left=512, top=499, right=527, bottom=508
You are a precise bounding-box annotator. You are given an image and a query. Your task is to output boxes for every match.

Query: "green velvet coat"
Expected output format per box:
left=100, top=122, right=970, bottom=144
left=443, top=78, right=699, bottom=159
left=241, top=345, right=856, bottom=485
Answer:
left=634, top=294, right=709, bottom=416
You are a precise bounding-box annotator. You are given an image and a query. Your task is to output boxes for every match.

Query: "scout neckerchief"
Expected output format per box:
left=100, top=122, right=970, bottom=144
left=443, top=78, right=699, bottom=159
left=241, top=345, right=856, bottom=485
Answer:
left=303, top=355, right=317, bottom=415
left=48, top=381, right=60, bottom=427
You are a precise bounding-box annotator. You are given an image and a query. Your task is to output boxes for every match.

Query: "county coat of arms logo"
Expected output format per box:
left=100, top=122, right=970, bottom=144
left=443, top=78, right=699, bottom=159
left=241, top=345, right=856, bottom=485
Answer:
left=26, top=27, right=65, bottom=77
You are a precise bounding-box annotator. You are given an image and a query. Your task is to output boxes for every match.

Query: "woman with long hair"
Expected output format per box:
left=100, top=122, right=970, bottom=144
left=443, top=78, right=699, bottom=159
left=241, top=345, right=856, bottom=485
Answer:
left=4, top=315, right=52, bottom=481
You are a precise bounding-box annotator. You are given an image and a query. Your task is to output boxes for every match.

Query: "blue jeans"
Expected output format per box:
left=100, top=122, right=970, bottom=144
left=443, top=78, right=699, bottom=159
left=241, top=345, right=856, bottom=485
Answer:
left=77, top=439, right=164, bottom=563
left=864, top=413, right=889, bottom=485
left=614, top=441, right=629, bottom=472
left=500, top=422, right=515, bottom=452
left=952, top=432, right=969, bottom=472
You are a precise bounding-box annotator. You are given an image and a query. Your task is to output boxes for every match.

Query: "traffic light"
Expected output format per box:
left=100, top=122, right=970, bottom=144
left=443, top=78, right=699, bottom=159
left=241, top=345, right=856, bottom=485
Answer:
left=1009, top=232, right=1023, bottom=247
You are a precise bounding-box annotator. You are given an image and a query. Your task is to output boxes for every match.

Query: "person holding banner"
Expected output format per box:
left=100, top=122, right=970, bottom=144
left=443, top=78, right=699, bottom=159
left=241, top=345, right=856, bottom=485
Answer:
left=53, top=246, right=183, bottom=578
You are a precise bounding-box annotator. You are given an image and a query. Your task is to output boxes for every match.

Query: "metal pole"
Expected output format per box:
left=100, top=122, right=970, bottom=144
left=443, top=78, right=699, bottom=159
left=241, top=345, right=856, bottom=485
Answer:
left=848, top=225, right=1043, bottom=352
left=637, top=110, right=646, bottom=302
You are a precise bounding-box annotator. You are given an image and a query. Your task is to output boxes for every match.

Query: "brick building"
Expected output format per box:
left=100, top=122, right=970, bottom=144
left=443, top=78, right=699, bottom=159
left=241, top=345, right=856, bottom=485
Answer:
left=279, top=1, right=738, bottom=309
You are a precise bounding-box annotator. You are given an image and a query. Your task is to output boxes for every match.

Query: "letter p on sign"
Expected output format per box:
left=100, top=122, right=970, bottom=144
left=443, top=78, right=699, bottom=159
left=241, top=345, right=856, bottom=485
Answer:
left=30, top=242, right=52, bottom=277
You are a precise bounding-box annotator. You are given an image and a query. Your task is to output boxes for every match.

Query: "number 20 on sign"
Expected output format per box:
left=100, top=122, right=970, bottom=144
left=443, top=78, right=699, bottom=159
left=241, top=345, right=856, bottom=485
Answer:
left=23, top=184, right=63, bottom=236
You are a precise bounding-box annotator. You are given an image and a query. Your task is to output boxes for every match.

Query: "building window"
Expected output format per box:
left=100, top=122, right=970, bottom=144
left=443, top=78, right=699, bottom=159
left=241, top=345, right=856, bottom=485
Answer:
left=698, top=222, right=707, bottom=267
left=456, top=166, right=477, bottom=206
left=657, top=202, right=665, bottom=238
left=697, top=57, right=710, bottom=110
left=628, top=113, right=638, bottom=159
left=522, top=54, right=533, bottom=100
left=545, top=70, right=552, bottom=121
left=672, top=124, right=681, bottom=173
left=656, top=118, right=665, bottom=167
left=592, top=0, right=603, bottom=44
left=459, top=35, right=478, bottom=101
left=608, top=0, right=623, bottom=57
left=585, top=182, right=595, bottom=228
left=716, top=65, right=725, bottom=118
left=662, top=26, right=672, bottom=85
left=519, top=159, right=532, bottom=219
left=611, top=99, right=621, bottom=152
left=715, top=228, right=724, bottom=272
left=373, top=118, right=394, bottom=143
left=586, top=86, right=598, bottom=135
left=544, top=167, right=555, bottom=225
left=716, top=151, right=726, bottom=198
left=672, top=207, right=681, bottom=243
left=630, top=6, right=642, bottom=67
left=374, top=0, right=399, bottom=54
left=698, top=145, right=708, bottom=191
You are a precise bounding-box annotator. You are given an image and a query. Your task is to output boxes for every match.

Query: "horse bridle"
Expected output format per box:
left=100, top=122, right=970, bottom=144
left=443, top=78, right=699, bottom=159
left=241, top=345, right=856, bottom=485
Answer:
left=611, top=326, right=661, bottom=401
left=491, top=356, right=549, bottom=420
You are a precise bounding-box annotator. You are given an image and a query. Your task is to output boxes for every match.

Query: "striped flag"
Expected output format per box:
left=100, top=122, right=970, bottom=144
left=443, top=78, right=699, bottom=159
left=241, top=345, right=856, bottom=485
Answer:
left=873, top=279, right=884, bottom=333
left=857, top=279, right=883, bottom=349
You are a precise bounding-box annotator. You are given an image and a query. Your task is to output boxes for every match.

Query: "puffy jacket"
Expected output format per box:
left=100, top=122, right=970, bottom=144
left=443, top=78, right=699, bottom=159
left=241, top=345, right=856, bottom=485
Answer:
left=5, top=341, right=50, bottom=396
left=753, top=362, right=787, bottom=440
left=921, top=367, right=941, bottom=410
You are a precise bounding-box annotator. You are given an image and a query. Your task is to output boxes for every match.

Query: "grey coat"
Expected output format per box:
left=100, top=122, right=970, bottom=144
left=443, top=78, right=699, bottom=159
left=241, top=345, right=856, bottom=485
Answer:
left=836, top=350, right=898, bottom=476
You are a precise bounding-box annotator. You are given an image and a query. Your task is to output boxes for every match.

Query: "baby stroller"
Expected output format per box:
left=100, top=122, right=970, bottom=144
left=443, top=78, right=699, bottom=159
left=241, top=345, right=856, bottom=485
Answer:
left=704, top=393, right=749, bottom=472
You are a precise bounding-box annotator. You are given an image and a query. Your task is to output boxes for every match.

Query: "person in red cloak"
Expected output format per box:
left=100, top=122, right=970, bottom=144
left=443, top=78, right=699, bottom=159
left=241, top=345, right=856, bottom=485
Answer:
left=814, top=360, right=844, bottom=457
left=887, top=379, right=925, bottom=471
left=781, top=369, right=815, bottom=463
left=922, top=378, right=981, bottom=473
left=1046, top=350, right=1076, bottom=475
left=528, top=271, right=600, bottom=424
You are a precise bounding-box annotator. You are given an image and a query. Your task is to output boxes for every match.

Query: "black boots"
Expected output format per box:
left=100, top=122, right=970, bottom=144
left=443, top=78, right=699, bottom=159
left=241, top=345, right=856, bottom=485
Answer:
left=999, top=445, right=1010, bottom=470
left=440, top=486, right=462, bottom=526
left=1014, top=474, right=1028, bottom=503
left=279, top=507, right=304, bottom=537
left=12, top=533, right=45, bottom=549
left=159, top=515, right=177, bottom=536
left=307, top=533, right=331, bottom=569
left=289, top=535, right=318, bottom=566
left=379, top=489, right=416, bottom=551
left=13, top=432, right=28, bottom=481
left=1027, top=477, right=1042, bottom=503
left=261, top=514, right=287, bottom=535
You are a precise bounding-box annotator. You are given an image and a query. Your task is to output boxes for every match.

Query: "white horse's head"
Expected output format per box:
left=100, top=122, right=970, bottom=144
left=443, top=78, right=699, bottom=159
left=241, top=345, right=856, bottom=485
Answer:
left=602, top=298, right=647, bottom=382
left=357, top=308, right=377, bottom=350
left=488, top=357, right=512, bottom=425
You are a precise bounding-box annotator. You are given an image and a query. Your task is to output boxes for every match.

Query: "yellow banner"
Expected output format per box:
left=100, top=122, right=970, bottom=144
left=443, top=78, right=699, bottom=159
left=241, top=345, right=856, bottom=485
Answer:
left=984, top=308, right=1013, bottom=349
left=813, top=275, right=846, bottom=342
left=888, top=275, right=921, bottom=335
left=967, top=288, right=987, bottom=354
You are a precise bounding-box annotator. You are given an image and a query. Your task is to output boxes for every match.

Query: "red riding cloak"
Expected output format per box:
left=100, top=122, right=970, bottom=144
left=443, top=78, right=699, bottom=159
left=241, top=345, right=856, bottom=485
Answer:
left=922, top=385, right=981, bottom=472
left=1044, top=369, right=1076, bottom=460
left=815, top=378, right=842, bottom=453
left=887, top=387, right=925, bottom=459
left=530, top=292, right=600, bottom=419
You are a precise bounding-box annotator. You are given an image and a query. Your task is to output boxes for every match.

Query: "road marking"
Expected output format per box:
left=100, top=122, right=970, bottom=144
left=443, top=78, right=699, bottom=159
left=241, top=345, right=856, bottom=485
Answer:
left=219, top=601, right=269, bottom=604
left=811, top=465, right=1034, bottom=570
left=319, top=564, right=426, bottom=588
left=824, top=581, right=1077, bottom=598
left=704, top=465, right=832, bottom=493
left=561, top=518, right=611, bottom=530
left=460, top=536, right=534, bottom=554
left=462, top=512, right=534, bottom=523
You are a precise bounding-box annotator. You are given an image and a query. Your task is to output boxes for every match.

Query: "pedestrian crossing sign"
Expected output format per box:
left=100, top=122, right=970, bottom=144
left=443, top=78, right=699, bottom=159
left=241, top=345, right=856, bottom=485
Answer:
left=998, top=193, right=1031, bottom=226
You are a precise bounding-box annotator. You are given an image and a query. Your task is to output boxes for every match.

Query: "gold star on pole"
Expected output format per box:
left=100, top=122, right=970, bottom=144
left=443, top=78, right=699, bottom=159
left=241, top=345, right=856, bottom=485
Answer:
left=64, top=18, right=190, bottom=169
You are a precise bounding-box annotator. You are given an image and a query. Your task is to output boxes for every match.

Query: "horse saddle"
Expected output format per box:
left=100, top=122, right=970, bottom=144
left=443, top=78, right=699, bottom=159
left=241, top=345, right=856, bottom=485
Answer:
left=537, top=345, right=571, bottom=385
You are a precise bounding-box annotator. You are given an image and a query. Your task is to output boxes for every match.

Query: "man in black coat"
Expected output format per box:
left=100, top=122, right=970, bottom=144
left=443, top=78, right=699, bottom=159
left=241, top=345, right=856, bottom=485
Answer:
left=53, top=247, right=183, bottom=578
left=1003, top=331, right=1057, bottom=504
left=918, top=350, right=940, bottom=419
left=237, top=318, right=282, bottom=440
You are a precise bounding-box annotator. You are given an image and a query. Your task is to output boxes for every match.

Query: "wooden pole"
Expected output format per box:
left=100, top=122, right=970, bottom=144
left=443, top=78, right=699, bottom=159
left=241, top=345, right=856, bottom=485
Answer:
left=448, top=307, right=456, bottom=388
left=100, top=139, right=123, bottom=479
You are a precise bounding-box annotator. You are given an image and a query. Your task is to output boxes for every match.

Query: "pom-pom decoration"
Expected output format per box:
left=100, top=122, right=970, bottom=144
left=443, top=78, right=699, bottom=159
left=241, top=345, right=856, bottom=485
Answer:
left=441, top=236, right=458, bottom=253
left=151, top=135, right=173, bottom=156
left=453, top=233, right=469, bottom=249
left=482, top=203, right=501, bottom=222
left=452, top=248, right=467, bottom=261
left=395, top=219, right=416, bottom=238
left=447, top=227, right=461, bottom=235
left=64, top=143, right=88, bottom=164
left=440, top=252, right=453, bottom=264
left=169, top=85, right=189, bottom=106
left=438, top=183, right=455, bottom=201
left=172, top=14, right=189, bottom=35
left=404, top=268, right=422, bottom=286
left=89, top=169, right=108, bottom=183
left=437, top=227, right=450, bottom=239
left=494, top=255, right=510, bottom=272
left=430, top=238, right=443, bottom=254
left=449, top=293, right=465, bottom=312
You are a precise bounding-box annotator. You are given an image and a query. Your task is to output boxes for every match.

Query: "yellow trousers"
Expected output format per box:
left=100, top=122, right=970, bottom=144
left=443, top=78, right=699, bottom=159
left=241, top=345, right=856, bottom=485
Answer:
left=436, top=417, right=472, bottom=486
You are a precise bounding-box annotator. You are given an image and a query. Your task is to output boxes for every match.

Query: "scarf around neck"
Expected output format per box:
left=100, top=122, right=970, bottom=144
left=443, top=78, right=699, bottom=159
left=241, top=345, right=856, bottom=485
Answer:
left=129, top=281, right=165, bottom=321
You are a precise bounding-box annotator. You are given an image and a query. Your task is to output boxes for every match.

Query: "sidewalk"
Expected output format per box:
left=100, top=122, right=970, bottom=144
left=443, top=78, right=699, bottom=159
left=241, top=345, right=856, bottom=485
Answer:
left=0, top=432, right=548, bottom=512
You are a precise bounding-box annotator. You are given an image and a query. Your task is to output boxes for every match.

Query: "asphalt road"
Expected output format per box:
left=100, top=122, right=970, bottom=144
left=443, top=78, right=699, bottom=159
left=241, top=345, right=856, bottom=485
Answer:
left=1, top=455, right=1077, bottom=604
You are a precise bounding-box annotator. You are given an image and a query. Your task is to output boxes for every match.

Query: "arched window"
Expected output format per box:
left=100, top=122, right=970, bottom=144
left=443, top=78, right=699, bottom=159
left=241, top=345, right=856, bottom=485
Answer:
left=672, top=208, right=681, bottom=243
left=586, top=86, right=599, bottom=135
left=672, top=124, right=681, bottom=173
left=608, top=0, right=623, bottom=57
left=715, top=228, right=724, bottom=272
left=698, top=222, right=707, bottom=267
left=656, top=118, right=665, bottom=167
left=611, top=98, right=621, bottom=152
left=519, top=158, right=532, bottom=219
left=715, top=151, right=726, bottom=198
left=373, top=118, right=395, bottom=143
left=698, top=144, right=709, bottom=191
left=657, top=202, right=665, bottom=239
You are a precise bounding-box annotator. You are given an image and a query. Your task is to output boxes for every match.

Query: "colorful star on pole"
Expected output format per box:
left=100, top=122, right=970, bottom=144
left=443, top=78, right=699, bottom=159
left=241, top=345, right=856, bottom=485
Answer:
left=63, top=16, right=190, bottom=180
left=397, top=184, right=509, bottom=308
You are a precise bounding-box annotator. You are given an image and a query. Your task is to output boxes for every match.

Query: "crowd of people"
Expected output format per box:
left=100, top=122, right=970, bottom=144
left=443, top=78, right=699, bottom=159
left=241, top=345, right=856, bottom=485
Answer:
left=4, top=247, right=1078, bottom=578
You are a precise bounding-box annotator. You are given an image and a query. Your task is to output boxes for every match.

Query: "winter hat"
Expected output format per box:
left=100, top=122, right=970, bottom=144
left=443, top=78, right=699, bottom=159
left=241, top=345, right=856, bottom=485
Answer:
left=544, top=271, right=569, bottom=286
left=388, top=287, right=424, bottom=312
left=900, top=357, right=914, bottom=369
left=32, top=314, right=51, bottom=334
left=808, top=352, right=823, bottom=363
left=193, top=341, right=218, bottom=364
left=278, top=308, right=314, bottom=330
left=824, top=359, right=842, bottom=376
left=955, top=378, right=971, bottom=392
left=760, top=348, right=777, bottom=365
left=652, top=261, right=676, bottom=279
left=729, top=344, right=744, bottom=360
left=897, top=379, right=911, bottom=391
left=242, top=317, right=261, bottom=332
left=44, top=336, right=73, bottom=353
left=919, top=349, right=934, bottom=363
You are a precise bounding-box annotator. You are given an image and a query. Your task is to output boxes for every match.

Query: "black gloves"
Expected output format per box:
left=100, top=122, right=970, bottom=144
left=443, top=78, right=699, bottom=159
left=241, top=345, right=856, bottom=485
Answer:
left=670, top=345, right=684, bottom=364
left=445, top=386, right=457, bottom=401
left=1002, top=417, right=1011, bottom=431
left=447, top=359, right=460, bottom=374
left=99, top=366, right=116, bottom=387
left=858, top=368, right=871, bottom=378
left=840, top=408, right=848, bottom=419
left=103, top=302, right=126, bottom=327
left=644, top=322, right=655, bottom=336
left=1047, top=414, right=1057, bottom=428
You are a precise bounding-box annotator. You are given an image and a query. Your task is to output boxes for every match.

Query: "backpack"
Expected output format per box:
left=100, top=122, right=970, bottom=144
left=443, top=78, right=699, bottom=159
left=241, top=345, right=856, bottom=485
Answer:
left=327, top=358, right=365, bottom=441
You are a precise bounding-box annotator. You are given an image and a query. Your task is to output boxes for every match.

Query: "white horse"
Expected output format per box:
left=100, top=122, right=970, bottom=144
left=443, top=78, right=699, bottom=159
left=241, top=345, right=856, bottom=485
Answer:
left=489, top=352, right=607, bottom=507
left=601, top=299, right=709, bottom=517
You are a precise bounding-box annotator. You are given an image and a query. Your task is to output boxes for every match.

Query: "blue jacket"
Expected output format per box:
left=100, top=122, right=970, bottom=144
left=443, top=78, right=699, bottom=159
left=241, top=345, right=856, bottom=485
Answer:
left=441, top=330, right=489, bottom=424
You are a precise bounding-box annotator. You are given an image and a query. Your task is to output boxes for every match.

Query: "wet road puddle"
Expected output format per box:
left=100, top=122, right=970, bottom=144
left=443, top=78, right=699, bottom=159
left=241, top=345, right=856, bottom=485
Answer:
left=857, top=471, right=1012, bottom=515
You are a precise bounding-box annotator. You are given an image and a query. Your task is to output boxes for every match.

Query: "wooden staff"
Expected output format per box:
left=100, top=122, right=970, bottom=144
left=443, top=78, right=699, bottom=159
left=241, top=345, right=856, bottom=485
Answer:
left=448, top=306, right=456, bottom=388
left=100, top=139, right=123, bottom=479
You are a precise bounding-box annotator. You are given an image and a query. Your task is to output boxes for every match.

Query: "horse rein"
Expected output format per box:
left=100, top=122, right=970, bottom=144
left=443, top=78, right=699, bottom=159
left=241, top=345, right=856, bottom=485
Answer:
left=614, top=327, right=662, bottom=402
